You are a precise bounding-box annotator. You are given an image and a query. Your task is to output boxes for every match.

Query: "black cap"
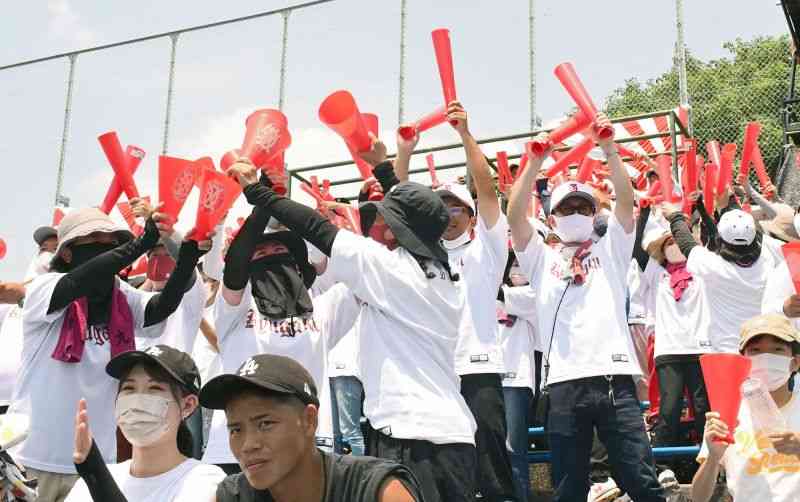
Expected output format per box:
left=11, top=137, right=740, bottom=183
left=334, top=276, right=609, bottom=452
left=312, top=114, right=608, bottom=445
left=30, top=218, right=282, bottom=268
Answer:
left=200, top=354, right=319, bottom=410
left=33, top=226, right=57, bottom=246
left=359, top=181, right=450, bottom=265
left=106, top=345, right=201, bottom=394
left=256, top=231, right=317, bottom=289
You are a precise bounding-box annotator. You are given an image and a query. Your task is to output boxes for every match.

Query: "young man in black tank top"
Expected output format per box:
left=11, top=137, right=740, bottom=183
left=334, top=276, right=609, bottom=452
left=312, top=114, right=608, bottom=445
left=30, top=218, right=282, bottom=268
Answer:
left=200, top=354, right=425, bottom=502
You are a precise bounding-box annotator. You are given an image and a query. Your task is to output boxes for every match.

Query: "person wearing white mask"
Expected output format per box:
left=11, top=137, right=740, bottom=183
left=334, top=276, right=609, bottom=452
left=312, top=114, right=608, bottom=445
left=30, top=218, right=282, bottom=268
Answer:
left=66, top=345, right=225, bottom=501
left=692, top=314, right=800, bottom=502
left=507, top=117, right=665, bottom=502
left=24, top=226, right=58, bottom=282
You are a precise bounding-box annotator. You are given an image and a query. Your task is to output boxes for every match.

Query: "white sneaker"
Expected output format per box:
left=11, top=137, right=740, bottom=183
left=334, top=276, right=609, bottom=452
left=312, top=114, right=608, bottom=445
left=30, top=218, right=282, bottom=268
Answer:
left=658, top=469, right=679, bottom=492
left=587, top=478, right=622, bottom=502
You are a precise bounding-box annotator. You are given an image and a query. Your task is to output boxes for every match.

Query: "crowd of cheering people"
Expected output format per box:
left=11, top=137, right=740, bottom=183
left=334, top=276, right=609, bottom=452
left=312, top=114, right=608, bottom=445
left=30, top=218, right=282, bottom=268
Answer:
left=0, top=101, right=798, bottom=502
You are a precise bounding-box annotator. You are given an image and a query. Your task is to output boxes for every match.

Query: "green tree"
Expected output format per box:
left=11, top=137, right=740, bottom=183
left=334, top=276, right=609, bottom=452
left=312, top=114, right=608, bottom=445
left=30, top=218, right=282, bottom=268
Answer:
left=606, top=35, right=790, bottom=178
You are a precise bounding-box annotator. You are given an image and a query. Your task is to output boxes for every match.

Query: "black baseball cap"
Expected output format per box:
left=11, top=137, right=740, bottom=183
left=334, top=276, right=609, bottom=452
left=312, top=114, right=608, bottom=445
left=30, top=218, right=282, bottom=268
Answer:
left=200, top=354, right=319, bottom=410
left=106, top=345, right=201, bottom=394
left=33, top=226, right=57, bottom=246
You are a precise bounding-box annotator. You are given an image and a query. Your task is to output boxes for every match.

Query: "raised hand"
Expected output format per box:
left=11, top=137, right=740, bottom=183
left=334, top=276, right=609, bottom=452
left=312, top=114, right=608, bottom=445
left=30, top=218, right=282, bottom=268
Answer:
left=73, top=398, right=93, bottom=464
left=358, top=133, right=388, bottom=167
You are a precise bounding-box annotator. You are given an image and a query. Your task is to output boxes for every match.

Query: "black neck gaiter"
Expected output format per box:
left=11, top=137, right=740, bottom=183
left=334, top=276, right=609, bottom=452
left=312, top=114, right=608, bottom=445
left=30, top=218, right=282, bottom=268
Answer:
left=249, top=254, right=313, bottom=320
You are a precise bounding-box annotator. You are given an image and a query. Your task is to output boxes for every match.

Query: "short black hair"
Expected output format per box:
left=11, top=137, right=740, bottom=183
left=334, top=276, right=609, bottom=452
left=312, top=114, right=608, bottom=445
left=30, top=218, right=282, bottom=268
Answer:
left=744, top=334, right=800, bottom=356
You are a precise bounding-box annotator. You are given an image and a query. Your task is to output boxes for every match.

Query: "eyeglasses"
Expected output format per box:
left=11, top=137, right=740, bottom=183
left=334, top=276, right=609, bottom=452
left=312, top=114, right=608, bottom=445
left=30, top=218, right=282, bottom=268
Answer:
left=554, top=204, right=594, bottom=217
left=448, top=207, right=468, bottom=216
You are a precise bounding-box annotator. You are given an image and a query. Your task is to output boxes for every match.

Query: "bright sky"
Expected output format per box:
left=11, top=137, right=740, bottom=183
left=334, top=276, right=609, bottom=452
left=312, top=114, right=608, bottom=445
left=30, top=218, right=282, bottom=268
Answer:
left=0, top=0, right=788, bottom=277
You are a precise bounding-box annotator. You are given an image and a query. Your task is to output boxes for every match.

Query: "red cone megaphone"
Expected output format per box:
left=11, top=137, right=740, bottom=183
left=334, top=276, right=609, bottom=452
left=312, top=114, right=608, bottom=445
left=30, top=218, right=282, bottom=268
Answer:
left=432, top=28, right=457, bottom=124
left=700, top=353, right=752, bottom=444
left=159, top=155, right=198, bottom=224
left=544, top=136, right=594, bottom=178
left=782, top=242, right=800, bottom=293
left=576, top=156, right=600, bottom=183
left=554, top=62, right=613, bottom=139
left=240, top=109, right=291, bottom=168
left=98, top=132, right=140, bottom=200
left=398, top=106, right=448, bottom=140
left=193, top=170, right=242, bottom=240
left=100, top=145, right=145, bottom=214
left=737, top=122, right=761, bottom=185
left=530, top=111, right=592, bottom=157
left=319, top=90, right=372, bottom=153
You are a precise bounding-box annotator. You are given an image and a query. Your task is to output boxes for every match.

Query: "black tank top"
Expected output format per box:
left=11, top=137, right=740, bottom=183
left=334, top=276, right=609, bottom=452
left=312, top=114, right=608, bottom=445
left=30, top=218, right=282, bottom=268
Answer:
left=215, top=450, right=425, bottom=502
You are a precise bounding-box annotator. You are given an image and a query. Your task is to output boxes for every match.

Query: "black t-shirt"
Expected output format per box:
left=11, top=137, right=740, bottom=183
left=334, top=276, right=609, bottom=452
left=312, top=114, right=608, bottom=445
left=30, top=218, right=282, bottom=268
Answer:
left=216, top=450, right=425, bottom=502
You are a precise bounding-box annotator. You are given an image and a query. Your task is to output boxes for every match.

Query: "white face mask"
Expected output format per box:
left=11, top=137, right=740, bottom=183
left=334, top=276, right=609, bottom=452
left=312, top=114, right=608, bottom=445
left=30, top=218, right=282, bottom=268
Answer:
left=750, top=353, right=793, bottom=392
left=442, top=228, right=472, bottom=250
left=553, top=214, right=594, bottom=243
left=509, top=265, right=528, bottom=286
left=794, top=214, right=800, bottom=238
left=115, top=393, right=173, bottom=447
left=664, top=243, right=685, bottom=264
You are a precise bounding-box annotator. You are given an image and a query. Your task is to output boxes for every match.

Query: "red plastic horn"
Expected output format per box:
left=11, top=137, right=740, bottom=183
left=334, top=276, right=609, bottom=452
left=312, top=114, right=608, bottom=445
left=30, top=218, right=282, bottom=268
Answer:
left=530, top=111, right=592, bottom=157
left=704, top=162, right=717, bottom=215
left=554, top=62, right=613, bottom=139
left=576, top=156, right=600, bottom=183
left=98, top=132, right=140, bottom=200
left=240, top=109, right=291, bottom=168
left=398, top=106, right=448, bottom=140
left=706, top=140, right=722, bottom=169
left=159, top=156, right=198, bottom=224
left=220, top=149, right=242, bottom=172
left=496, top=151, right=513, bottom=193
left=426, top=154, right=440, bottom=187
left=700, top=353, right=752, bottom=444
left=518, top=152, right=529, bottom=178
left=319, top=90, right=372, bottom=153
left=193, top=170, right=242, bottom=240
left=737, top=122, right=762, bottom=185
left=544, top=136, right=594, bottom=178
left=100, top=145, right=145, bottom=214
left=655, top=155, right=680, bottom=203
left=716, top=143, right=738, bottom=196
left=684, top=139, right=698, bottom=196
left=53, top=207, right=66, bottom=227
left=782, top=242, right=800, bottom=293
left=751, top=146, right=774, bottom=197
left=0, top=238, right=6, bottom=260
left=432, top=29, right=457, bottom=115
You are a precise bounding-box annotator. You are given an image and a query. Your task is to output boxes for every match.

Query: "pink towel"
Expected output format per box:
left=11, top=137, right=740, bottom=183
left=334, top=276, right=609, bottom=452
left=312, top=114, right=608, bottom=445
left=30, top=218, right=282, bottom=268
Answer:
left=665, top=261, right=693, bottom=302
left=51, top=285, right=135, bottom=363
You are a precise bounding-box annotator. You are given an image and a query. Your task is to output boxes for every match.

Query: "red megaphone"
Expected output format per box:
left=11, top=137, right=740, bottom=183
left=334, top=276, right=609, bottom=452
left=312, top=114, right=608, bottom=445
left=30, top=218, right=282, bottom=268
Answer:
left=530, top=111, right=592, bottom=157
left=159, top=155, right=198, bottom=224
left=193, top=170, right=242, bottom=240
left=544, top=136, right=594, bottom=178
left=655, top=155, right=681, bottom=203
left=398, top=105, right=448, bottom=140
left=319, top=90, right=372, bottom=153
left=98, top=132, right=140, bottom=200
left=240, top=109, right=291, bottom=168
left=703, top=162, right=717, bottom=215
left=700, top=353, right=752, bottom=444
left=432, top=28, right=457, bottom=124
left=576, top=156, right=601, bottom=183
left=782, top=242, right=800, bottom=293
left=716, top=143, right=738, bottom=196
left=554, top=62, right=613, bottom=139
left=737, top=122, right=761, bottom=185
left=100, top=145, right=145, bottom=214
left=751, top=146, right=774, bottom=197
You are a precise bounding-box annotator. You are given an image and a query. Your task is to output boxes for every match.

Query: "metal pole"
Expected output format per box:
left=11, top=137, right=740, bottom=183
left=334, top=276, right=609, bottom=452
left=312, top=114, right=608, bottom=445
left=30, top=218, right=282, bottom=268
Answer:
left=398, top=0, right=407, bottom=124
left=529, top=0, right=536, bottom=131
left=55, top=54, right=78, bottom=207
left=674, top=0, right=691, bottom=133
left=162, top=33, right=179, bottom=155
left=278, top=10, right=291, bottom=110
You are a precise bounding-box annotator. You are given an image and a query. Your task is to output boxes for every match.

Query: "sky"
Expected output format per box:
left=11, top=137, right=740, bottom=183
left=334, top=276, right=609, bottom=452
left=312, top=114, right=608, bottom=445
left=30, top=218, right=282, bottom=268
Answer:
left=0, top=0, right=789, bottom=277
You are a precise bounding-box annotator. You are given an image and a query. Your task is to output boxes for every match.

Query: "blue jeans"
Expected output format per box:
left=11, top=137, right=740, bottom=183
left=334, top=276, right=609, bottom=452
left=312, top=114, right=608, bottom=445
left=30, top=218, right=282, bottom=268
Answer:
left=503, top=387, right=532, bottom=502
left=547, top=375, right=665, bottom=502
left=330, top=376, right=365, bottom=456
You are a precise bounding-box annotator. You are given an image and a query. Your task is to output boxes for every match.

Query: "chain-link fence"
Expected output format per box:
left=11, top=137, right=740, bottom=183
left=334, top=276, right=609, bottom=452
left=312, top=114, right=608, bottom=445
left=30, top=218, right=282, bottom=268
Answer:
left=606, top=35, right=791, bottom=190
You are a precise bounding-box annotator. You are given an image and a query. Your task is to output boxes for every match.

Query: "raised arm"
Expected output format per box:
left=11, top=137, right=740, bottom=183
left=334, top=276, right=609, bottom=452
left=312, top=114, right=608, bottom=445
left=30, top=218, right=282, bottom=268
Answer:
left=449, top=101, right=500, bottom=228
left=220, top=201, right=271, bottom=306
left=508, top=138, right=546, bottom=249
left=394, top=128, right=419, bottom=182
left=596, top=113, right=634, bottom=232
left=663, top=203, right=699, bottom=258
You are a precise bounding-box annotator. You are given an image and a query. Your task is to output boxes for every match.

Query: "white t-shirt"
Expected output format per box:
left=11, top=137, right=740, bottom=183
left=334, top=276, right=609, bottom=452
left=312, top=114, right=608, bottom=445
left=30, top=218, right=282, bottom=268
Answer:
left=762, top=259, right=800, bottom=330
left=762, top=234, right=786, bottom=268
left=136, top=279, right=207, bottom=353
left=499, top=285, right=540, bottom=390
left=687, top=246, right=772, bottom=353
left=698, top=387, right=800, bottom=502
left=0, top=304, right=24, bottom=406
left=449, top=215, right=509, bottom=375
left=626, top=260, right=652, bottom=326
left=14, top=273, right=164, bottom=474
left=65, top=458, right=225, bottom=502
left=328, top=327, right=360, bottom=379
left=328, top=230, right=476, bottom=445
left=639, top=259, right=712, bottom=358
left=204, top=282, right=358, bottom=464
left=514, top=214, right=641, bottom=385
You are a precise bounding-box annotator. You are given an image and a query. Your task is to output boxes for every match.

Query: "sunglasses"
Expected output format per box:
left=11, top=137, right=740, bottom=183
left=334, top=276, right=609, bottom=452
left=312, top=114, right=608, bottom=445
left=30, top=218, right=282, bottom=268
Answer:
left=554, top=204, right=594, bottom=217
left=448, top=207, right=468, bottom=216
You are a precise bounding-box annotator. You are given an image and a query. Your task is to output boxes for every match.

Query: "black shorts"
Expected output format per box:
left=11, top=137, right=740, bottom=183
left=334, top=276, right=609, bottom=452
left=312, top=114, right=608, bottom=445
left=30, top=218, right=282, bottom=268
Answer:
left=365, top=424, right=476, bottom=502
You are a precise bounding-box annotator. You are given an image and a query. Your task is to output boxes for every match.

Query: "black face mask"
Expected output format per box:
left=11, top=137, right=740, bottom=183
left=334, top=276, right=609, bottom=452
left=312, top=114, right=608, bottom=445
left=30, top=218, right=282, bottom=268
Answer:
left=249, top=254, right=313, bottom=320
left=69, top=242, right=118, bottom=269
left=68, top=241, right=119, bottom=323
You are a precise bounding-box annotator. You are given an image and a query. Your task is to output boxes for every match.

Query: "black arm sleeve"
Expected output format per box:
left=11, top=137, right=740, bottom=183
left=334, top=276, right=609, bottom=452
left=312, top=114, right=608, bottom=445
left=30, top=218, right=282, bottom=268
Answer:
left=695, top=195, right=718, bottom=250
left=75, top=440, right=128, bottom=502
left=49, top=218, right=160, bottom=314
left=667, top=212, right=698, bottom=258
left=373, top=161, right=400, bottom=192
left=243, top=183, right=340, bottom=256
left=222, top=206, right=270, bottom=291
left=143, top=240, right=207, bottom=327
left=632, top=205, right=651, bottom=271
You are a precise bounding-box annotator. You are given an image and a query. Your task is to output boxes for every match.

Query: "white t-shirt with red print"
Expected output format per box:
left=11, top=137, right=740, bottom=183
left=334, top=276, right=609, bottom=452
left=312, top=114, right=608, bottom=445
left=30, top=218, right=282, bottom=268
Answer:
left=14, top=273, right=163, bottom=474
